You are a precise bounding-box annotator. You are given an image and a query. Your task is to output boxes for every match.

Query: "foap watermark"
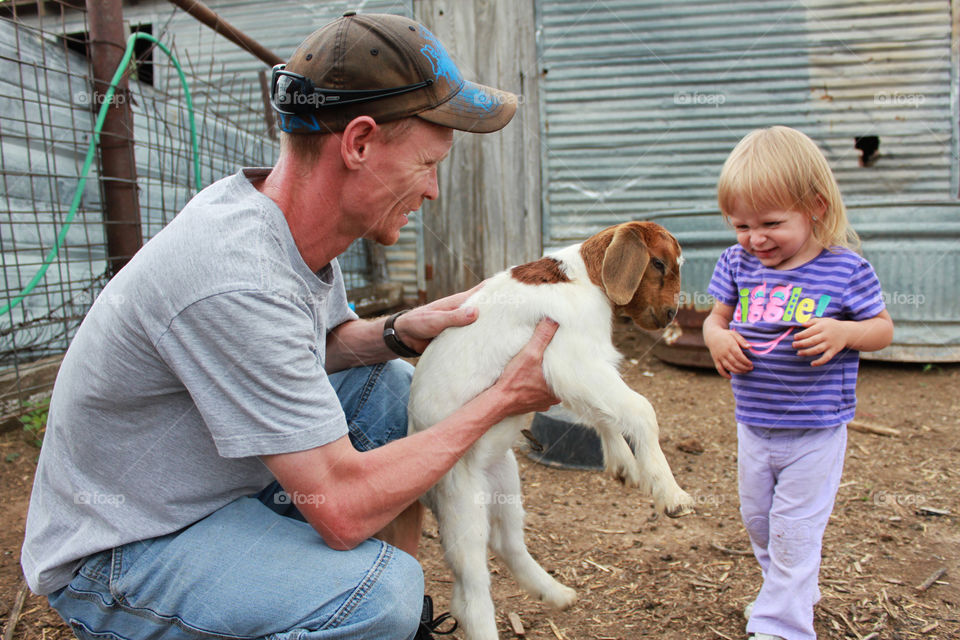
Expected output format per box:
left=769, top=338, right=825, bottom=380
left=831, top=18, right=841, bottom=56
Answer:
left=74, top=491, right=126, bottom=506
left=472, top=90, right=524, bottom=108
left=273, top=90, right=335, bottom=110
left=677, top=290, right=716, bottom=308
left=690, top=492, right=729, bottom=507
left=474, top=490, right=522, bottom=506
left=874, top=91, right=926, bottom=108
left=674, top=91, right=726, bottom=108
left=75, top=91, right=130, bottom=107
left=882, top=290, right=926, bottom=309
left=273, top=489, right=327, bottom=507
left=872, top=491, right=926, bottom=507
left=98, top=293, right=127, bottom=307
left=480, top=290, right=526, bottom=307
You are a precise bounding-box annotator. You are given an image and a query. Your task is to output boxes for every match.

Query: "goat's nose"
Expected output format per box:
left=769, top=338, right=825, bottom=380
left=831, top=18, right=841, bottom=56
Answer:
left=666, top=308, right=677, bottom=323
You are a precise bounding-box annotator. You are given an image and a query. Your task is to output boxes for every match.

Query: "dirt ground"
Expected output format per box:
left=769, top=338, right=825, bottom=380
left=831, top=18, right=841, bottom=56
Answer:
left=1, top=325, right=958, bottom=639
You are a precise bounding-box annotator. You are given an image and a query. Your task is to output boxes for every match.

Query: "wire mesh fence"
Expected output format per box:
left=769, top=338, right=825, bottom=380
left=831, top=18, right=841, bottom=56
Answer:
left=0, top=0, right=282, bottom=418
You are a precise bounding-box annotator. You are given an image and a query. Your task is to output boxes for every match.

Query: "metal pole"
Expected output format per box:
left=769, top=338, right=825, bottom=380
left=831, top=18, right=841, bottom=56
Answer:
left=166, top=0, right=284, bottom=67
left=86, top=0, right=142, bottom=277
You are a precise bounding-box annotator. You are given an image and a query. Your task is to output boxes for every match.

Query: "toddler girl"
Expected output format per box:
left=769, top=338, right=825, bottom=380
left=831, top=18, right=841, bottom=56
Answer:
left=702, top=126, right=894, bottom=640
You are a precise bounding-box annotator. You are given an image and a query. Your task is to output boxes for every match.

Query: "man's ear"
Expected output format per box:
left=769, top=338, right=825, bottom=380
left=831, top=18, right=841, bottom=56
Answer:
left=340, top=116, right=378, bottom=170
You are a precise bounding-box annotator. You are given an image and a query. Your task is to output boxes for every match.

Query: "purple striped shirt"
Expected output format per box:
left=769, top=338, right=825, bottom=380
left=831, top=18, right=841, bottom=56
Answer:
left=708, top=245, right=886, bottom=429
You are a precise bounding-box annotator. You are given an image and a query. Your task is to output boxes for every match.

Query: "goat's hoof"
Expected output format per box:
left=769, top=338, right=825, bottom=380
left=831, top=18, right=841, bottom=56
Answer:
left=665, top=503, right=696, bottom=518
left=541, top=584, right=578, bottom=610
left=664, top=491, right=696, bottom=518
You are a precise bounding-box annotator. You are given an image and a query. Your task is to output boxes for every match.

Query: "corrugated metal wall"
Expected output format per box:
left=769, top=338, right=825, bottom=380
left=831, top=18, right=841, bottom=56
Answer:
left=536, top=0, right=960, bottom=361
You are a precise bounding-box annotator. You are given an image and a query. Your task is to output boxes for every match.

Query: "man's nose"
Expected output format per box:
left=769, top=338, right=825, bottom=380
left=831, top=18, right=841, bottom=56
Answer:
left=424, top=166, right=440, bottom=201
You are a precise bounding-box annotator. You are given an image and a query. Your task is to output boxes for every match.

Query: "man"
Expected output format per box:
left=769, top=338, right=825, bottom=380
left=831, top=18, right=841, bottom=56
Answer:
left=22, top=12, right=558, bottom=640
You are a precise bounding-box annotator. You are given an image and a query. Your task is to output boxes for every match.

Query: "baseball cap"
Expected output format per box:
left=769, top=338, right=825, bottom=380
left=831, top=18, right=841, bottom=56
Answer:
left=272, top=11, right=518, bottom=134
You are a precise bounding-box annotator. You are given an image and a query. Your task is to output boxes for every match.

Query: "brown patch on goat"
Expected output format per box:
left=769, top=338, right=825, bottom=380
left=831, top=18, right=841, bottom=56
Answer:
left=511, top=257, right=570, bottom=285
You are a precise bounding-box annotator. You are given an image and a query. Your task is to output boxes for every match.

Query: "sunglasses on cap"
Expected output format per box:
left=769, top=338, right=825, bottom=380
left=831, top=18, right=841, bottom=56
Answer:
left=270, top=64, right=434, bottom=116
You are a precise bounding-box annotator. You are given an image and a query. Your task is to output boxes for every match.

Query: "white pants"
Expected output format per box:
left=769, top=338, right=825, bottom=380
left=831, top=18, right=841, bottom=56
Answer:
left=738, top=423, right=847, bottom=640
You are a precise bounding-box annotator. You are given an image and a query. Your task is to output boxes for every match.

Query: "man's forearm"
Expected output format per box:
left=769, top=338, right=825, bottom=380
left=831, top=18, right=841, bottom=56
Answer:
left=325, top=318, right=396, bottom=372
left=263, top=386, right=510, bottom=550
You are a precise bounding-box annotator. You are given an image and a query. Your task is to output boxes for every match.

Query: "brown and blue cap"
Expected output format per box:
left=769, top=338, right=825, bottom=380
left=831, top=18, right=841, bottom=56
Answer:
left=271, top=11, right=517, bottom=134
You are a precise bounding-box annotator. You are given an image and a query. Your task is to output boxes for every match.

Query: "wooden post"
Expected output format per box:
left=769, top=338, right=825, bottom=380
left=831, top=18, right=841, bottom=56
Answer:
left=415, top=0, right=543, bottom=299
left=87, top=0, right=142, bottom=276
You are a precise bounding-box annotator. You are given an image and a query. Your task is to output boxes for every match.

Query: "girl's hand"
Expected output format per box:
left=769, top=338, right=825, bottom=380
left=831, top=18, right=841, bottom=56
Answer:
left=792, top=317, right=850, bottom=366
left=702, top=301, right=753, bottom=379
left=705, top=329, right=754, bottom=379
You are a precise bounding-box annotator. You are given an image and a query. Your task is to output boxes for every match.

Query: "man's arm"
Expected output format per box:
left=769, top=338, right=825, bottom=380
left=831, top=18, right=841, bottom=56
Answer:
left=325, top=284, right=482, bottom=372
left=263, top=319, right=560, bottom=550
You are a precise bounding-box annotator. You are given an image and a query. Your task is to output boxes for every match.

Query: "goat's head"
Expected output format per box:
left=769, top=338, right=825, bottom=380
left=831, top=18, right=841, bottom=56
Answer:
left=580, top=221, right=682, bottom=330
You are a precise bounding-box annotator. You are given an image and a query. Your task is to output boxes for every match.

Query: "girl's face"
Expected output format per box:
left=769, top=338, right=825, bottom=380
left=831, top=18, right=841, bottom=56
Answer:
left=727, top=199, right=823, bottom=270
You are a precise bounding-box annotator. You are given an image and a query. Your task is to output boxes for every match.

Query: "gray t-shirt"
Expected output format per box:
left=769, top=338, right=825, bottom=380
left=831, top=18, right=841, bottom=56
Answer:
left=22, top=168, right=357, bottom=595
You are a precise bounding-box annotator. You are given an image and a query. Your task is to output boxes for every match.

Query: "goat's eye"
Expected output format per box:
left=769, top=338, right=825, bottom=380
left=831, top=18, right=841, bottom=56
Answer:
left=652, top=258, right=666, bottom=273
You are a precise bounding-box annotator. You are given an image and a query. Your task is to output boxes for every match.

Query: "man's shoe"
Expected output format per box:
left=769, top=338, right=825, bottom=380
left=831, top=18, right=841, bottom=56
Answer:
left=415, top=595, right=458, bottom=639
left=749, top=634, right=785, bottom=640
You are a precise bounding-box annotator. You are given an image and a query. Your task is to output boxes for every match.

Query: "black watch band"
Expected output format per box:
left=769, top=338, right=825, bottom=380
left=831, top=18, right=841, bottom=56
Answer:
left=383, top=310, right=422, bottom=358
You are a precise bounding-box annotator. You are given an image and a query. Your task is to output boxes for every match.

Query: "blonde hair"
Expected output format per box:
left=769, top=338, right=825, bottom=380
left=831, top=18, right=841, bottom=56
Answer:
left=717, top=126, right=859, bottom=251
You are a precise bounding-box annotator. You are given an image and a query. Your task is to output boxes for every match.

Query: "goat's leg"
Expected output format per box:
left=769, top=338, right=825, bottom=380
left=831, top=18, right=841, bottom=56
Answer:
left=487, top=451, right=577, bottom=609
left=556, top=367, right=695, bottom=517
left=433, top=475, right=499, bottom=640
left=594, top=424, right=643, bottom=487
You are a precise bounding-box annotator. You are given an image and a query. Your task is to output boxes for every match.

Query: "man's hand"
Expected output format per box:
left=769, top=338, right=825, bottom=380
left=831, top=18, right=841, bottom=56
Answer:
left=490, top=318, right=562, bottom=417
left=327, top=283, right=485, bottom=371
left=393, top=282, right=484, bottom=353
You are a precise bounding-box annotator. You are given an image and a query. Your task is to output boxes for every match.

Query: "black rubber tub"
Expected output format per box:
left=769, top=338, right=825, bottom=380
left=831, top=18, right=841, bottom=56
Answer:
left=526, top=407, right=604, bottom=471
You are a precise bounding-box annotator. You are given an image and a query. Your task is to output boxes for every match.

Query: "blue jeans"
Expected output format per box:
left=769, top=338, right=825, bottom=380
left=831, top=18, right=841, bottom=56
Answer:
left=49, top=361, right=423, bottom=640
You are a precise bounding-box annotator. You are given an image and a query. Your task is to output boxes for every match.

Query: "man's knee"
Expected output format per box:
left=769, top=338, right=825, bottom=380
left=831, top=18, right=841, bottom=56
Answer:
left=375, top=548, right=424, bottom=636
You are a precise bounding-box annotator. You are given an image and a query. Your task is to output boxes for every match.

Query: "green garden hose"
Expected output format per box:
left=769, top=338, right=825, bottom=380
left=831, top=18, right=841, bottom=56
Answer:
left=1, top=31, right=200, bottom=318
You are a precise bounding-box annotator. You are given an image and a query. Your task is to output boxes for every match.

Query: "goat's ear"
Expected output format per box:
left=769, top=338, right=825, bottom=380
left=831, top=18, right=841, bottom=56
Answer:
left=602, top=226, right=649, bottom=305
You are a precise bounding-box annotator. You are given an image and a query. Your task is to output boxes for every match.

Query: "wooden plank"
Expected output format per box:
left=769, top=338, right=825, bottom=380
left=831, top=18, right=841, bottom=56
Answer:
left=416, top=0, right=542, bottom=300
left=508, top=611, right=525, bottom=637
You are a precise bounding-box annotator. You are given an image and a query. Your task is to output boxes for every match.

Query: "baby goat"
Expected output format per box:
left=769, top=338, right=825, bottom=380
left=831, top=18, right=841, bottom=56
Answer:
left=408, top=221, right=696, bottom=640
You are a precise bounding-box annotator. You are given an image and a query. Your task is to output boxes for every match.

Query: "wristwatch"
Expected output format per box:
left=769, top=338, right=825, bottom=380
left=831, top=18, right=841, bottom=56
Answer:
left=383, top=310, right=422, bottom=358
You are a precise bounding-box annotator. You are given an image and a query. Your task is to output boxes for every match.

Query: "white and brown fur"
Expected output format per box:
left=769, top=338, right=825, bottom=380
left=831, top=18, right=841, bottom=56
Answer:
left=408, top=221, right=696, bottom=640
